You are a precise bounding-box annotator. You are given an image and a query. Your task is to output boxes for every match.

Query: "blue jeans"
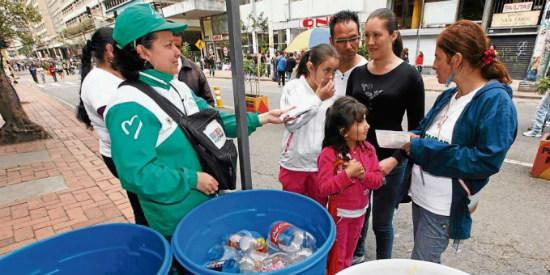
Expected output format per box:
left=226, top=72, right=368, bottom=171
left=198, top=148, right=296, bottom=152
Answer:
left=530, top=91, right=550, bottom=134
left=354, top=159, right=408, bottom=259
left=411, top=203, right=450, bottom=263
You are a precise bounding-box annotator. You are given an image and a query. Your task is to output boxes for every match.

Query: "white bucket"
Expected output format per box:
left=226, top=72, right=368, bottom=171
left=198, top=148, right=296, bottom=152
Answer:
left=337, top=259, right=470, bottom=275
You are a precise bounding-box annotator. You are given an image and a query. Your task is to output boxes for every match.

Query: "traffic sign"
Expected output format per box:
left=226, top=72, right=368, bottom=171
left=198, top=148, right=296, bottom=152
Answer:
left=195, top=39, right=205, bottom=50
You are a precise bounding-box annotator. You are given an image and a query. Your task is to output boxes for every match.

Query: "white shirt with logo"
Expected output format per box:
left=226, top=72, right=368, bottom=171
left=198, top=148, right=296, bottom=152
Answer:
left=409, top=87, right=481, bottom=216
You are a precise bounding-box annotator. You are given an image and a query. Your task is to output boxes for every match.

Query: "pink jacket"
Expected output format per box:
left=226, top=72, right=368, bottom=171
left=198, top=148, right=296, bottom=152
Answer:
left=317, top=141, right=384, bottom=210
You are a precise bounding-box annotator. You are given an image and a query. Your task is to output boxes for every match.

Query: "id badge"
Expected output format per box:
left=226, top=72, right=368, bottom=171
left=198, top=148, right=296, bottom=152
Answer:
left=203, top=120, right=226, bottom=149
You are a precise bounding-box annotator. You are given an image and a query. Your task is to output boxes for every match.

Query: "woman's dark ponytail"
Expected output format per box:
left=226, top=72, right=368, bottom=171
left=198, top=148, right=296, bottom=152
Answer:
left=481, top=60, right=512, bottom=85
left=77, top=27, right=115, bottom=128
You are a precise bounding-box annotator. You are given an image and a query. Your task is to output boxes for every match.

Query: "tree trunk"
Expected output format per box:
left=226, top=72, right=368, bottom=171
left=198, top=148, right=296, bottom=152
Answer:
left=0, top=65, right=50, bottom=144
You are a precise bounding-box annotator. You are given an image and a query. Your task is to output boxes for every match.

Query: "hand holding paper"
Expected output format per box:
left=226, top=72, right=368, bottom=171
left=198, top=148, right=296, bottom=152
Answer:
left=376, top=130, right=411, bottom=149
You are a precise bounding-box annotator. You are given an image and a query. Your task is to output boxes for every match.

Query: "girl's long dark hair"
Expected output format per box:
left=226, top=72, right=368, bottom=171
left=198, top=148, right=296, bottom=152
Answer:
left=323, top=97, right=367, bottom=160
left=77, top=27, right=114, bottom=128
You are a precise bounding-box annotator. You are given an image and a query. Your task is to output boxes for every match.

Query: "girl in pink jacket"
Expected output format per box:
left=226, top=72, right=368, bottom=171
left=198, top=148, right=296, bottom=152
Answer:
left=318, top=96, right=384, bottom=273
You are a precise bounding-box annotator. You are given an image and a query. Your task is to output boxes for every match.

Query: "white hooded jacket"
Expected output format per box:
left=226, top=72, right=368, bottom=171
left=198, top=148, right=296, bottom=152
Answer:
left=279, top=76, right=336, bottom=172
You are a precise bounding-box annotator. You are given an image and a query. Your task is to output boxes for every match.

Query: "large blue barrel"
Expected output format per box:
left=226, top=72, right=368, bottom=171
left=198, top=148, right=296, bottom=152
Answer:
left=0, top=223, right=171, bottom=275
left=172, top=190, right=336, bottom=274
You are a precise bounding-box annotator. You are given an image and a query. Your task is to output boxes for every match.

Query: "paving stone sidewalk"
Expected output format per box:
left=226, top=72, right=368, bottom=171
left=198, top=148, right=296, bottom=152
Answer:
left=0, top=82, right=134, bottom=256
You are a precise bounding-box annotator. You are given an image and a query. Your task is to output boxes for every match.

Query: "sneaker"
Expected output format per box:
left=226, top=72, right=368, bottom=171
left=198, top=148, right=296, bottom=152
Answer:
left=523, top=130, right=542, bottom=138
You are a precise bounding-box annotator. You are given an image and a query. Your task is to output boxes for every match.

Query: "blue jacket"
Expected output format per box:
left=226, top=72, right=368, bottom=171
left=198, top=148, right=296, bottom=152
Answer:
left=404, top=80, right=518, bottom=240
left=277, top=57, right=287, bottom=72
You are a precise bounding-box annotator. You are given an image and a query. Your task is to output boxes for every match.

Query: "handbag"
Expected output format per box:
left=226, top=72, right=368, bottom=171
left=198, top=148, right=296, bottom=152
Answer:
left=120, top=80, right=238, bottom=190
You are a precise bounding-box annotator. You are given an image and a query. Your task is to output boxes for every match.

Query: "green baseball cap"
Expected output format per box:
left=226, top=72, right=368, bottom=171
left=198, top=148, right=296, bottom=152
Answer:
left=113, top=4, right=188, bottom=48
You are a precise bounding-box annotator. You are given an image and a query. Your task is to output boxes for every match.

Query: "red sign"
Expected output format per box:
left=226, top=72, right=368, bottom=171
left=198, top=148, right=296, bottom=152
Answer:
left=302, top=16, right=332, bottom=28
left=212, top=34, right=224, bottom=41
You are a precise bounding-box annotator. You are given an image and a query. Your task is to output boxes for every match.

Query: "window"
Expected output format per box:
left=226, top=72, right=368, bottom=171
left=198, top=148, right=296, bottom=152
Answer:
left=393, top=0, right=419, bottom=29
left=458, top=0, right=485, bottom=21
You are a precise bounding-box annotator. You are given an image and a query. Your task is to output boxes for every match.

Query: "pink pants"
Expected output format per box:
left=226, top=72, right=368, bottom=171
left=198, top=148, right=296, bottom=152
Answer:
left=333, top=215, right=365, bottom=272
left=278, top=167, right=327, bottom=206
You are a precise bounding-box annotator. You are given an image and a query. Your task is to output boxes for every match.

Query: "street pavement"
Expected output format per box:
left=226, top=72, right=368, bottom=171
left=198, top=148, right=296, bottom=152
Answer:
left=0, top=71, right=549, bottom=274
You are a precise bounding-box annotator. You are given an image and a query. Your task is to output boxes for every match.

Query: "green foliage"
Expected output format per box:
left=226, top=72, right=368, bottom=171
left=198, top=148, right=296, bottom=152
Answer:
left=243, top=58, right=265, bottom=77
left=358, top=46, right=370, bottom=60
left=537, top=77, right=550, bottom=95
left=248, top=12, right=268, bottom=33
left=180, top=41, right=191, bottom=58
left=0, top=0, right=41, bottom=48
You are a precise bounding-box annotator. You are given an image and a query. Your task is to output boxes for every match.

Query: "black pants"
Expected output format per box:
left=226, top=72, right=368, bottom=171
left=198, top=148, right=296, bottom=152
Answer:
left=278, top=71, right=286, bottom=86
left=102, top=155, right=149, bottom=226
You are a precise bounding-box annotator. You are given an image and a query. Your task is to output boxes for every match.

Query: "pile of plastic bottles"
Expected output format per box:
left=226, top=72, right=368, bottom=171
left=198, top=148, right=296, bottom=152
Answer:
left=205, top=221, right=317, bottom=273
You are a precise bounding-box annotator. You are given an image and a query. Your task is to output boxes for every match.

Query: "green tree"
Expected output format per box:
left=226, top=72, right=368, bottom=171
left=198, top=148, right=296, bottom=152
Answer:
left=0, top=0, right=49, bottom=144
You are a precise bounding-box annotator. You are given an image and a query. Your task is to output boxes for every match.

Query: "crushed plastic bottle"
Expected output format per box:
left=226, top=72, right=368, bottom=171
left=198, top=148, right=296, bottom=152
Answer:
left=227, top=230, right=268, bottom=253
left=289, top=248, right=313, bottom=264
left=238, top=250, right=267, bottom=273
left=268, top=221, right=317, bottom=253
left=261, top=252, right=290, bottom=272
left=207, top=244, right=239, bottom=262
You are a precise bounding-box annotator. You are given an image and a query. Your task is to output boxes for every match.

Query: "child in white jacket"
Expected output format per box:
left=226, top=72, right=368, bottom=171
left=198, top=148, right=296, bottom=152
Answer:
left=279, top=44, right=340, bottom=206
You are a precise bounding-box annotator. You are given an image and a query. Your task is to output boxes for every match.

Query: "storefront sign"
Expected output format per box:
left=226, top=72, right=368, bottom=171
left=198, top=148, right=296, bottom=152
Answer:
left=212, top=34, right=224, bottom=41
left=503, top=2, right=533, bottom=13
left=302, top=16, right=332, bottom=28
left=491, top=11, right=540, bottom=27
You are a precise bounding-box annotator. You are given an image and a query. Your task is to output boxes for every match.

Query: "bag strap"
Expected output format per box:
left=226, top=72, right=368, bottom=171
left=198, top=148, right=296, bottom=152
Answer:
left=119, top=80, right=195, bottom=143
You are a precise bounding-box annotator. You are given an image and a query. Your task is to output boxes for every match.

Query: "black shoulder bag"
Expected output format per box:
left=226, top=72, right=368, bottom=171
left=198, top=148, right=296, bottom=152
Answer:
left=119, top=80, right=238, bottom=190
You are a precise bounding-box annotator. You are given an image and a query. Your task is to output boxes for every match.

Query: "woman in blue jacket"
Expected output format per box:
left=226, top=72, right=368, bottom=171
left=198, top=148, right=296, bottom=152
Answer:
left=401, top=20, right=518, bottom=263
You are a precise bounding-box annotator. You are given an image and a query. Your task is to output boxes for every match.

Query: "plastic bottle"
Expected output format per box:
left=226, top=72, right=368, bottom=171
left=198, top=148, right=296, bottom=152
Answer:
left=222, top=259, right=240, bottom=273
left=238, top=250, right=267, bottom=273
left=261, top=252, right=290, bottom=272
left=289, top=248, right=313, bottom=264
left=226, top=230, right=268, bottom=253
left=268, top=221, right=317, bottom=253
left=207, top=244, right=239, bottom=262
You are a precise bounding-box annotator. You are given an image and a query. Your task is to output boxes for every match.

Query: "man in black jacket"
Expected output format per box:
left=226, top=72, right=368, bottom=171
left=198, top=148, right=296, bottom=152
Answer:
left=285, top=52, right=297, bottom=81
left=173, top=29, right=215, bottom=106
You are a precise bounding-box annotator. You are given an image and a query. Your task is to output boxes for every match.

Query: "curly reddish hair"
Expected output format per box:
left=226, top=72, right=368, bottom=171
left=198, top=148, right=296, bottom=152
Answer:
left=437, top=20, right=511, bottom=84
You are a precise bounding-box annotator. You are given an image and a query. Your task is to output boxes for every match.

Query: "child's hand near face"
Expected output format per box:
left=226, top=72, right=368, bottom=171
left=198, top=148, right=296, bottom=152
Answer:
left=316, top=78, right=335, bottom=101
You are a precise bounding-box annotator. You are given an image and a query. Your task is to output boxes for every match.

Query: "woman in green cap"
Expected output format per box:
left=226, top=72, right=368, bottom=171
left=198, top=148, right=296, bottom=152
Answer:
left=105, top=4, right=287, bottom=238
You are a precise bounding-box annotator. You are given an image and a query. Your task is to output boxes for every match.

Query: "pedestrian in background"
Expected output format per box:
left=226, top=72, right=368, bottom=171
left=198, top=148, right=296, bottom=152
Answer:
left=286, top=52, right=297, bottom=81
left=48, top=63, right=57, bottom=82
left=401, top=20, right=517, bottom=263
left=415, top=51, right=424, bottom=73
left=29, top=63, right=38, bottom=83
left=347, top=8, right=425, bottom=262
left=276, top=51, right=287, bottom=86
left=208, top=52, right=216, bottom=77
left=401, top=47, right=409, bottom=63
left=172, top=27, right=214, bottom=106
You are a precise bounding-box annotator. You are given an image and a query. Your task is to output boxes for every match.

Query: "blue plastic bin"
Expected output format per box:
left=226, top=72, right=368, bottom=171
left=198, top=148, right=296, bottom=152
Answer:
left=0, top=223, right=172, bottom=275
left=172, top=190, right=336, bottom=274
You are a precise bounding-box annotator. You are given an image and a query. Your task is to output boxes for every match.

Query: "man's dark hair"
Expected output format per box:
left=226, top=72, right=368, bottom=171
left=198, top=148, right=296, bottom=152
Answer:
left=329, top=10, right=360, bottom=38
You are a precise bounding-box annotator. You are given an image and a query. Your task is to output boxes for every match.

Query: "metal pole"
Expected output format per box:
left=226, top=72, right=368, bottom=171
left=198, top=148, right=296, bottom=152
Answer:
left=481, top=0, right=494, bottom=31
left=226, top=0, right=253, bottom=190
left=414, top=0, right=424, bottom=61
